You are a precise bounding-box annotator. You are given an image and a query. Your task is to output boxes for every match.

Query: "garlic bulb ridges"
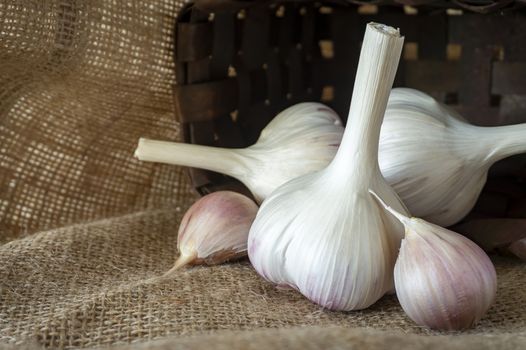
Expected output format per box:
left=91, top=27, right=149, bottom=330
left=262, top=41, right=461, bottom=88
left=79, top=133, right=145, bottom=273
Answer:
left=380, top=87, right=526, bottom=226
left=135, top=103, right=343, bottom=203
left=164, top=191, right=258, bottom=276
left=370, top=191, right=497, bottom=330
left=248, top=23, right=407, bottom=311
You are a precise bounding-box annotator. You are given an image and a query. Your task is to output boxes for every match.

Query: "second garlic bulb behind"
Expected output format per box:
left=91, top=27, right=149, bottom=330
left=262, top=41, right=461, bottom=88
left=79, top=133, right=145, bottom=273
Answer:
left=380, top=88, right=526, bottom=226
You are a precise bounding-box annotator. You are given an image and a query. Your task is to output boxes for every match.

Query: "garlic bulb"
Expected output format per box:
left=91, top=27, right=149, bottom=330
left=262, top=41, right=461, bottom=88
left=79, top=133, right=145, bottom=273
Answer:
left=164, top=191, right=258, bottom=275
left=370, top=191, right=497, bottom=330
left=248, top=23, right=407, bottom=311
left=135, top=103, right=343, bottom=203
left=380, top=88, right=526, bottom=226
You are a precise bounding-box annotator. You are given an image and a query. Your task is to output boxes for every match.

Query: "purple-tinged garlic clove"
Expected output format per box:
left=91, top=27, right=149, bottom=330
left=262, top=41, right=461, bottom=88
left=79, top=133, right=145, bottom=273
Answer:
left=164, top=191, right=258, bottom=276
left=371, top=191, right=497, bottom=330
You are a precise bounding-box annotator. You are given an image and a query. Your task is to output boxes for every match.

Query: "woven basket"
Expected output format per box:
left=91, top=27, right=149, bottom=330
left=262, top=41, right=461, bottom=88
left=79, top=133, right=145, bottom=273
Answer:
left=173, top=0, right=526, bottom=220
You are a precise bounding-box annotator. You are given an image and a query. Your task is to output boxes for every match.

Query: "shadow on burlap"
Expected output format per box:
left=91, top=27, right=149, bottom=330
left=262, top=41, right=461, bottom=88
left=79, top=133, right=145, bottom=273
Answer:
left=0, top=1, right=525, bottom=349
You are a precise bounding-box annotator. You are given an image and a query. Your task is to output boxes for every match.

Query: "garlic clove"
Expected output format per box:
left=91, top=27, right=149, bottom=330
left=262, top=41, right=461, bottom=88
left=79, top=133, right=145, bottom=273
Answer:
left=370, top=191, right=497, bottom=330
left=164, top=191, right=258, bottom=276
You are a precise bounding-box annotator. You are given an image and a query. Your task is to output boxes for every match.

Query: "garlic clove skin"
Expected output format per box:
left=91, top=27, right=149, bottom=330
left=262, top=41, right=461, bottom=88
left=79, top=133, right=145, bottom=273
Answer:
left=371, top=192, right=497, bottom=330
left=165, top=191, right=258, bottom=276
left=135, top=103, right=343, bottom=203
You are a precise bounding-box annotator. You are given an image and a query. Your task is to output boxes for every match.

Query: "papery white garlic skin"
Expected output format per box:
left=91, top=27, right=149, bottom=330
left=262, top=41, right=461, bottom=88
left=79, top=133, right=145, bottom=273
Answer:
left=380, top=88, right=526, bottom=226
left=249, top=173, right=406, bottom=310
left=165, top=191, right=258, bottom=274
left=238, top=103, right=343, bottom=202
left=393, top=217, right=497, bottom=330
left=248, top=22, right=406, bottom=311
left=135, top=103, right=343, bottom=203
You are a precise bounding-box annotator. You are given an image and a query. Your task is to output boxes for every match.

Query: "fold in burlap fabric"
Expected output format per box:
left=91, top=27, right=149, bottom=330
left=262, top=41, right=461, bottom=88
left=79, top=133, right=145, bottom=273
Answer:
left=1, top=1, right=525, bottom=349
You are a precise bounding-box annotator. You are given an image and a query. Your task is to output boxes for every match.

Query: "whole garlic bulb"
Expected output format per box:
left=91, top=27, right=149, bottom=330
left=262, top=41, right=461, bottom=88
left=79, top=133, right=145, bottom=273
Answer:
left=164, top=191, right=258, bottom=275
left=371, top=191, right=497, bottom=330
left=249, top=23, right=407, bottom=310
left=380, top=88, right=526, bottom=226
left=135, top=103, right=343, bottom=203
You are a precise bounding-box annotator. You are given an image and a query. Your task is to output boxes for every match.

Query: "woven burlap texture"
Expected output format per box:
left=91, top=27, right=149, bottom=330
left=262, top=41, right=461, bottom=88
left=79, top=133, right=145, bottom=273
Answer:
left=1, top=1, right=525, bottom=349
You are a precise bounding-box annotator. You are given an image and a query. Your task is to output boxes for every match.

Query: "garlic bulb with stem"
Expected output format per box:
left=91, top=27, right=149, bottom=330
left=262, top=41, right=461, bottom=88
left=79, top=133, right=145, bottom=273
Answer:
left=380, top=87, right=526, bottom=226
left=370, top=191, right=497, bottom=330
left=164, top=191, right=258, bottom=276
left=135, top=103, right=343, bottom=203
left=248, top=23, right=407, bottom=311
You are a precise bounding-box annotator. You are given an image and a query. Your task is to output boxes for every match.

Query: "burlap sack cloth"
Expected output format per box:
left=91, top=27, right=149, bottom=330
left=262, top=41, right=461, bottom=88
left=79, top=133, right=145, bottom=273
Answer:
left=0, top=1, right=525, bottom=349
